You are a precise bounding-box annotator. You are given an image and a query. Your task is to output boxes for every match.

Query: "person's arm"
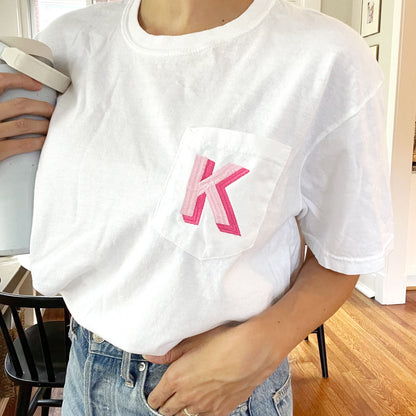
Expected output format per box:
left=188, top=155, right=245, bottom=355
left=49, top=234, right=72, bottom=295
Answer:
left=0, top=73, right=53, bottom=162
left=145, top=249, right=358, bottom=416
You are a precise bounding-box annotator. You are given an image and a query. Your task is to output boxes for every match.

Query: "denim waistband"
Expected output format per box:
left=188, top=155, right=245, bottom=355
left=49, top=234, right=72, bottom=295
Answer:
left=66, top=318, right=293, bottom=415
left=71, top=318, right=149, bottom=387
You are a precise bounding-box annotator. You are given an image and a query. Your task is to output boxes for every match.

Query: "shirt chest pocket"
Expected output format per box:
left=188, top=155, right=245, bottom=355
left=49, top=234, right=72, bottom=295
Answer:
left=152, top=127, right=292, bottom=260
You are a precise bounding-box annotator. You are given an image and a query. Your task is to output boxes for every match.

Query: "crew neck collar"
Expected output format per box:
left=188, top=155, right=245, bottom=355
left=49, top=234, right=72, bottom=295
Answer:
left=121, top=0, right=276, bottom=55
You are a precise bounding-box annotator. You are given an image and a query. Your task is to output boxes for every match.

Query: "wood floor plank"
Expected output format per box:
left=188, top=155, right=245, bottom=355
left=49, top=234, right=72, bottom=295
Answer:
left=291, top=290, right=416, bottom=416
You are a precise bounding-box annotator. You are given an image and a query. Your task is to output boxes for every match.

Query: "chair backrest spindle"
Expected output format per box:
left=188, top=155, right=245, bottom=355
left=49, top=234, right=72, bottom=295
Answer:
left=0, top=310, right=23, bottom=377
left=10, top=306, right=39, bottom=380
left=34, top=307, right=55, bottom=382
left=0, top=292, right=69, bottom=414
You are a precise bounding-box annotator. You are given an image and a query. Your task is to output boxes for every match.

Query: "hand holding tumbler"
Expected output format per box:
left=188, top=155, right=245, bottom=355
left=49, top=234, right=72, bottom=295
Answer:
left=0, top=36, right=71, bottom=256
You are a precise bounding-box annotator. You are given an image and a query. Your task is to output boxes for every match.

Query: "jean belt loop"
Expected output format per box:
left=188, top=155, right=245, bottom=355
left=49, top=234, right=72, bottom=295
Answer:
left=69, top=316, right=77, bottom=341
left=121, top=351, right=134, bottom=387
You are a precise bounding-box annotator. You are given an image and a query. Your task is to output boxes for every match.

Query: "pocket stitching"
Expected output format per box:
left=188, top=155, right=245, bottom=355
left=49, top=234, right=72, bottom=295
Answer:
left=153, top=127, right=292, bottom=260
left=272, top=373, right=292, bottom=415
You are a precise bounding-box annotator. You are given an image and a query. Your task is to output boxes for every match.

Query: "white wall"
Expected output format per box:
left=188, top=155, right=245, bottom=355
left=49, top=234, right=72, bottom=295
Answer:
left=321, top=0, right=352, bottom=26
left=321, top=0, right=395, bottom=136
left=378, top=0, right=416, bottom=302
left=0, top=0, right=21, bottom=36
left=0, top=0, right=31, bottom=37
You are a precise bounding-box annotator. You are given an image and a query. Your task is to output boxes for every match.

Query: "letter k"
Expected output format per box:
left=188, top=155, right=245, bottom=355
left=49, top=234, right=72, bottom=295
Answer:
left=180, top=155, right=249, bottom=236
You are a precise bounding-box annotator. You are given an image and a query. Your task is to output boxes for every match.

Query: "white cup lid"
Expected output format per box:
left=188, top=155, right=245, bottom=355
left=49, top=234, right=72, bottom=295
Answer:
left=0, top=36, right=54, bottom=64
left=0, top=36, right=71, bottom=93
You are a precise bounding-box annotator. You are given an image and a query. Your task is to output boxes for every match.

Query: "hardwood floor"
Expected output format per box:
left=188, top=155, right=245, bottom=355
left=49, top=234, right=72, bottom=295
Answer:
left=290, top=289, right=416, bottom=416
left=5, top=290, right=416, bottom=415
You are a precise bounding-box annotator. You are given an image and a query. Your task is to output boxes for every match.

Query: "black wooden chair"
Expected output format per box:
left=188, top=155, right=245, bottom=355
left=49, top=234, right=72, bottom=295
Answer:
left=305, top=324, right=328, bottom=378
left=0, top=292, right=70, bottom=416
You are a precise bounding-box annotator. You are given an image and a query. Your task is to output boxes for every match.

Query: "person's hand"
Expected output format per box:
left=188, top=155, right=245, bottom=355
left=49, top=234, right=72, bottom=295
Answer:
left=145, top=321, right=282, bottom=416
left=0, top=73, right=55, bottom=162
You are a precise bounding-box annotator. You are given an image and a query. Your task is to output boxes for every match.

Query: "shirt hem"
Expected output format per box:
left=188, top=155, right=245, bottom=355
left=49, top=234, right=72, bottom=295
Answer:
left=303, top=232, right=394, bottom=275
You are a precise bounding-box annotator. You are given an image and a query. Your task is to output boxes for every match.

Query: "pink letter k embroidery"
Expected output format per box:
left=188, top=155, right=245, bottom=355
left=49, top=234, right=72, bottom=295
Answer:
left=180, top=155, right=249, bottom=236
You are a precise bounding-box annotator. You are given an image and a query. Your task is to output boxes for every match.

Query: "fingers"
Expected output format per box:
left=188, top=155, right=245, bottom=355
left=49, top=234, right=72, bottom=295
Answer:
left=0, top=118, right=50, bottom=141
left=160, top=399, right=204, bottom=416
left=174, top=408, right=203, bottom=416
left=148, top=380, right=175, bottom=411
left=0, top=97, right=54, bottom=122
left=144, top=345, right=187, bottom=365
left=148, top=367, right=205, bottom=416
left=156, top=394, right=187, bottom=416
left=0, top=136, right=46, bottom=162
left=0, top=74, right=52, bottom=161
left=143, top=354, right=171, bottom=365
left=0, top=73, right=42, bottom=95
left=145, top=333, right=204, bottom=365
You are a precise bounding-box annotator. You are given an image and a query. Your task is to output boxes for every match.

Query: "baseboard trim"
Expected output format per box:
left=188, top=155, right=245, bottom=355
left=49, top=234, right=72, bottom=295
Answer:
left=356, top=280, right=376, bottom=298
left=407, top=274, right=416, bottom=290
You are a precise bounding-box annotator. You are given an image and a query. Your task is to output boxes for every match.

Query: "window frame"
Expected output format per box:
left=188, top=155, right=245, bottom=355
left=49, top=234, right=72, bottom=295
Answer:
left=26, top=0, right=94, bottom=38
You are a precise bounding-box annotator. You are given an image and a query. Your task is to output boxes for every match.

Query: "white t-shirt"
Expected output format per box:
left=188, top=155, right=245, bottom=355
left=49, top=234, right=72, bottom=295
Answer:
left=30, top=0, right=394, bottom=355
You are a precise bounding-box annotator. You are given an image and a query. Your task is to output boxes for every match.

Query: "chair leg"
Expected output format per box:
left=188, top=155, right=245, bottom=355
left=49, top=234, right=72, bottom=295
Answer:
left=41, top=388, right=52, bottom=416
left=27, top=387, right=44, bottom=416
left=15, top=385, right=32, bottom=416
left=316, top=324, right=329, bottom=378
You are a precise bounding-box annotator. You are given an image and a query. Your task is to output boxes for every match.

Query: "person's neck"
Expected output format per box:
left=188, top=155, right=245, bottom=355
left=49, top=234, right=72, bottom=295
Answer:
left=138, top=0, right=255, bottom=36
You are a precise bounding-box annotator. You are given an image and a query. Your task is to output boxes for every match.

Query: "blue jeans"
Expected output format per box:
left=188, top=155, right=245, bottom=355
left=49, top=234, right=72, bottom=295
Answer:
left=62, top=319, right=293, bottom=416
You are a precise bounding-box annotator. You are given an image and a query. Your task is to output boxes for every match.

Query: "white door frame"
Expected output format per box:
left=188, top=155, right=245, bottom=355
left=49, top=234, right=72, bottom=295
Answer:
left=374, top=0, right=416, bottom=304
left=302, top=0, right=322, bottom=10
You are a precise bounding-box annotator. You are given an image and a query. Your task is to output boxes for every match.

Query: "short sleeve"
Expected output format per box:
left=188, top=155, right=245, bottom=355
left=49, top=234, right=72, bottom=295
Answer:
left=298, top=84, right=394, bottom=275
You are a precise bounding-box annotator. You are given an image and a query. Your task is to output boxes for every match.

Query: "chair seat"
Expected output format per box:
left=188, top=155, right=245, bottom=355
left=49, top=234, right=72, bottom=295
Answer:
left=5, top=321, right=67, bottom=388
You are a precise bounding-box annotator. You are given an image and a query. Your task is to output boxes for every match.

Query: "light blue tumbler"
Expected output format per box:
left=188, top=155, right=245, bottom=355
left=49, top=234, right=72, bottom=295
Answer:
left=0, top=36, right=71, bottom=256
